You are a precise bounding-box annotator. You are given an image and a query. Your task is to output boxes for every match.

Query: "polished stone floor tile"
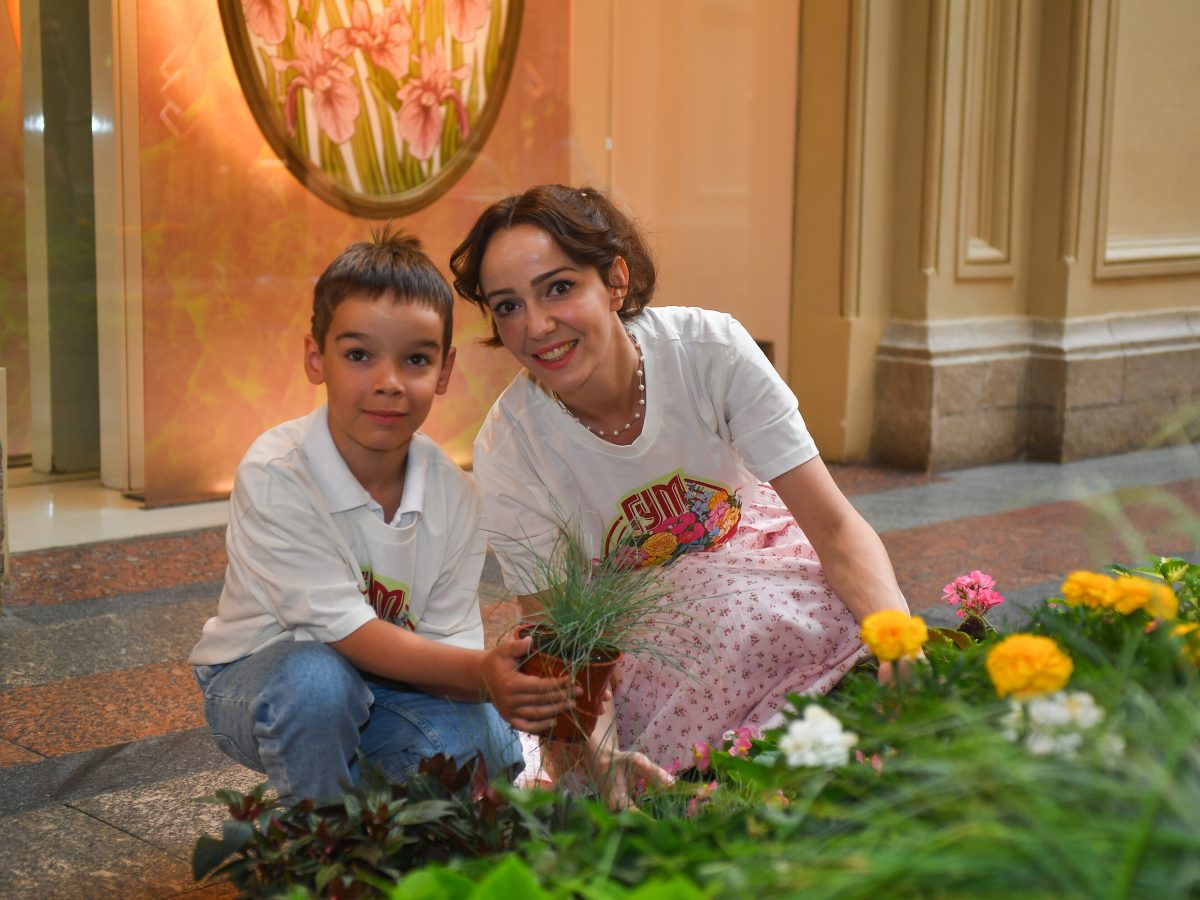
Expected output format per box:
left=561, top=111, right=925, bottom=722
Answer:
left=73, top=765, right=266, bottom=861
left=0, top=595, right=216, bottom=689
left=0, top=804, right=195, bottom=899
left=1, top=528, right=226, bottom=608
left=0, top=661, right=204, bottom=757
left=0, top=730, right=231, bottom=815
left=0, top=738, right=40, bottom=768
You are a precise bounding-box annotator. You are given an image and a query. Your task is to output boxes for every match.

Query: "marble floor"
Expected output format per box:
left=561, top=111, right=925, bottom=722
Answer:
left=1, top=445, right=1198, bottom=897
left=6, top=473, right=229, bottom=555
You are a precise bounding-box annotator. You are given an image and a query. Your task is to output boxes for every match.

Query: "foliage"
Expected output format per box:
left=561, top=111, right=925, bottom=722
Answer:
left=192, top=753, right=577, bottom=899
left=198, top=556, right=1200, bottom=897
left=405, top=557, right=1200, bottom=897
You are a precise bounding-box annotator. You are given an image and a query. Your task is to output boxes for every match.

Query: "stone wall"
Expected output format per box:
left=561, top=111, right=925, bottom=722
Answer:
left=872, top=312, right=1200, bottom=470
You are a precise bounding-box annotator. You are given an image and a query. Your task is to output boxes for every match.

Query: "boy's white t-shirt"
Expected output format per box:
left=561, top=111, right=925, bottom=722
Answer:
left=189, top=406, right=486, bottom=665
left=472, top=306, right=819, bottom=595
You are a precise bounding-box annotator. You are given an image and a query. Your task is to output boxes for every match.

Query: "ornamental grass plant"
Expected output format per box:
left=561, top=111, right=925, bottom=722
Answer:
left=514, top=521, right=699, bottom=678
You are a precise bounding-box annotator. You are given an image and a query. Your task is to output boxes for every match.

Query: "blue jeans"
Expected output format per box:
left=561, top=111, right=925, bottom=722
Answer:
left=194, top=641, right=522, bottom=805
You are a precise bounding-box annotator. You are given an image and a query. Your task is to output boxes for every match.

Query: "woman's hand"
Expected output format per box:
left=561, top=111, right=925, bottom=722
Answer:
left=876, top=651, right=928, bottom=685
left=482, top=636, right=576, bottom=732
left=585, top=747, right=675, bottom=811
left=540, top=697, right=674, bottom=810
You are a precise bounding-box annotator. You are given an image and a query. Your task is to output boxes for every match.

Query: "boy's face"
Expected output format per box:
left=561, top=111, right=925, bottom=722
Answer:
left=304, top=294, right=455, bottom=481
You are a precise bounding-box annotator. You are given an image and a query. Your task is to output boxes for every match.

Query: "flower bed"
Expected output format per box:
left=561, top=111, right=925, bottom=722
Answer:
left=195, top=557, right=1200, bottom=898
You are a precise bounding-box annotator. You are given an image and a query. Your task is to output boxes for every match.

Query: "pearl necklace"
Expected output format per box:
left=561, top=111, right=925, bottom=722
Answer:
left=555, top=331, right=646, bottom=439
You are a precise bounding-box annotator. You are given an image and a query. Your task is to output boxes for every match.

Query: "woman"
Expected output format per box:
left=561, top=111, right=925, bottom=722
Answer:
left=451, top=184, right=912, bottom=806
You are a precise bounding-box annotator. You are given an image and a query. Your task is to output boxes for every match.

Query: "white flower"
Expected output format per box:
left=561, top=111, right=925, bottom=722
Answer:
left=1026, top=729, right=1083, bottom=757
left=1099, top=732, right=1126, bottom=764
left=779, top=705, right=857, bottom=768
left=1026, top=691, right=1104, bottom=729
left=1000, top=699, right=1024, bottom=742
left=1006, top=691, right=1110, bottom=759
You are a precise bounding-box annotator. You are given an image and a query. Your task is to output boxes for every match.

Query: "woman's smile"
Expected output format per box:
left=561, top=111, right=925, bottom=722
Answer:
left=531, top=340, right=579, bottom=367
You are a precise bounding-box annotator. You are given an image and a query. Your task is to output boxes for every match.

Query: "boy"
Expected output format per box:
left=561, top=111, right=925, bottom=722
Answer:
left=190, top=229, right=572, bottom=804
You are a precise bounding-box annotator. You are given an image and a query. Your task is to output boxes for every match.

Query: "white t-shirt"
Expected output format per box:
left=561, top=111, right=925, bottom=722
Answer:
left=473, top=306, right=818, bottom=595
left=189, top=406, right=486, bottom=665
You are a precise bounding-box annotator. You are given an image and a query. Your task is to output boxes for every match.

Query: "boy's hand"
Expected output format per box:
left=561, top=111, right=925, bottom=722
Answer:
left=482, top=637, right=576, bottom=733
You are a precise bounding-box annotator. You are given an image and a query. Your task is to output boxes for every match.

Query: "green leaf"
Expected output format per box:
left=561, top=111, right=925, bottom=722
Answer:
left=315, top=864, right=344, bottom=892
left=392, top=799, right=456, bottom=825
left=388, top=866, right=477, bottom=899
left=191, top=819, right=254, bottom=881
left=928, top=627, right=973, bottom=650
left=629, top=876, right=707, bottom=899
left=719, top=753, right=777, bottom=788
left=470, top=855, right=547, bottom=898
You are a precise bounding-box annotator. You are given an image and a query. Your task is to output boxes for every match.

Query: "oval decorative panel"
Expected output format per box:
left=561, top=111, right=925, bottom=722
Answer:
left=219, top=0, right=523, bottom=216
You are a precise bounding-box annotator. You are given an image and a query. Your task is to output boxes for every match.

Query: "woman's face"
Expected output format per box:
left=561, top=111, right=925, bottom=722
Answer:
left=478, top=224, right=629, bottom=404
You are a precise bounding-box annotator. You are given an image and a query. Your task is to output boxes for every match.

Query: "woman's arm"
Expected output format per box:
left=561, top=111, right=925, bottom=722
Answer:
left=770, top=457, right=917, bottom=682
left=769, top=456, right=909, bottom=622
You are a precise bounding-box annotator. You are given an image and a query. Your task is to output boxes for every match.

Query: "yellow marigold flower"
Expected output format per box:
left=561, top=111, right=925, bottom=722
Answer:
left=860, top=610, right=928, bottom=662
left=641, top=531, right=678, bottom=560
left=986, top=634, right=1073, bottom=700
left=707, top=491, right=729, bottom=510
left=1172, top=623, right=1200, bottom=665
left=1060, top=571, right=1116, bottom=609
left=1106, top=575, right=1178, bottom=619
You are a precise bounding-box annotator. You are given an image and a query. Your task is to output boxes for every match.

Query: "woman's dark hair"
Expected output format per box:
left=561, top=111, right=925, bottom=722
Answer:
left=449, top=184, right=657, bottom=346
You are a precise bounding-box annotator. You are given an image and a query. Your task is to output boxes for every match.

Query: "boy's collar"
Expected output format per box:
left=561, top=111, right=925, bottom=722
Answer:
left=303, top=406, right=429, bottom=522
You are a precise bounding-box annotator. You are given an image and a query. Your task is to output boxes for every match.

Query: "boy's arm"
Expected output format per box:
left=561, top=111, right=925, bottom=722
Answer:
left=330, top=619, right=575, bottom=731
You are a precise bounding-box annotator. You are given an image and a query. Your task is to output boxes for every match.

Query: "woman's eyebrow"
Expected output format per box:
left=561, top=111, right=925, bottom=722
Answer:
left=484, top=266, right=577, bottom=302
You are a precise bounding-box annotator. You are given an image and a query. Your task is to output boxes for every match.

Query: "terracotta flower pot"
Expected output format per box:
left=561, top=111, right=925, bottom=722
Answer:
left=518, top=628, right=623, bottom=743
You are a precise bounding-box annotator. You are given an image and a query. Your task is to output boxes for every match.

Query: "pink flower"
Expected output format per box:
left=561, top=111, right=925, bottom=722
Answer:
left=705, top=502, right=730, bottom=531
left=328, top=1, right=413, bottom=78
left=446, top=0, right=491, bottom=42
left=855, top=749, right=885, bottom=774
left=691, top=742, right=711, bottom=771
left=663, top=512, right=705, bottom=544
left=726, top=725, right=756, bottom=757
left=243, top=0, right=286, bottom=44
left=942, top=570, right=1005, bottom=619
left=273, top=26, right=360, bottom=144
left=396, top=44, right=470, bottom=160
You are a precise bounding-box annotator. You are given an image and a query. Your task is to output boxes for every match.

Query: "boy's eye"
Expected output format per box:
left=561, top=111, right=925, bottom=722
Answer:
left=406, top=354, right=431, bottom=366
left=346, top=349, right=368, bottom=362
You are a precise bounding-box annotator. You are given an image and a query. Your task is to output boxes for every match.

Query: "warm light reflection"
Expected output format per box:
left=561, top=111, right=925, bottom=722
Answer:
left=6, top=0, right=17, bottom=55
left=136, top=1, right=567, bottom=506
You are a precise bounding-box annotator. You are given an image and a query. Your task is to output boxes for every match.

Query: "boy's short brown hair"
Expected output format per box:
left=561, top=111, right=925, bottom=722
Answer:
left=312, top=225, right=454, bottom=353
